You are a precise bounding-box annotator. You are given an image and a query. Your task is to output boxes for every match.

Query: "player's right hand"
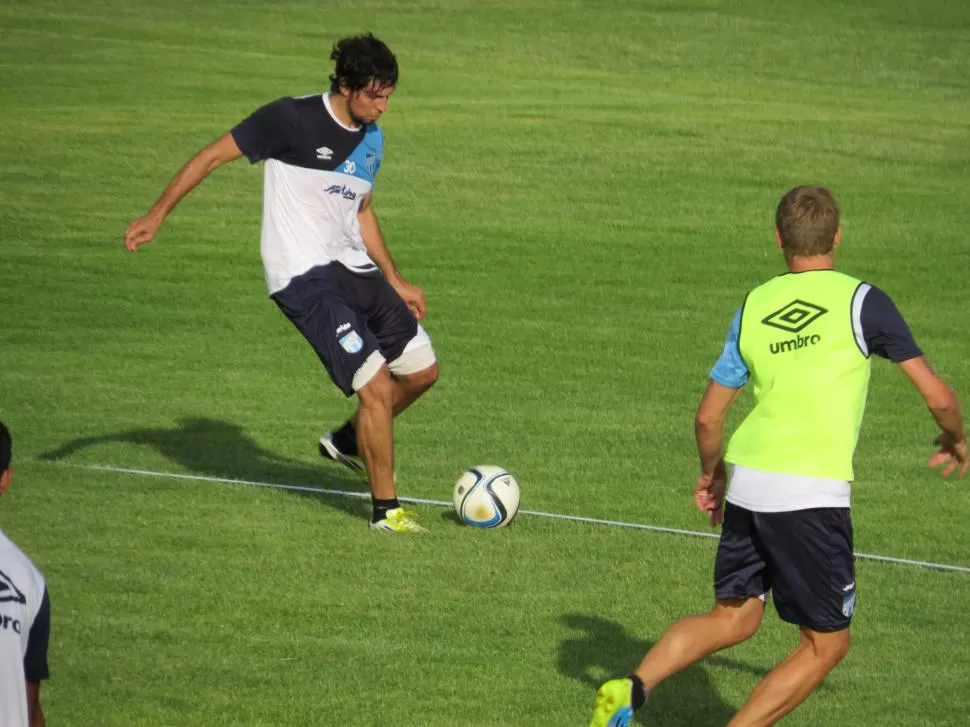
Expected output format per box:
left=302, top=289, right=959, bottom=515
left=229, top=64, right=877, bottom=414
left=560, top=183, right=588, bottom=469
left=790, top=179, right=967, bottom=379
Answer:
left=928, top=432, right=969, bottom=478
left=390, top=277, right=427, bottom=321
left=695, top=461, right=727, bottom=526
left=124, top=215, right=160, bottom=252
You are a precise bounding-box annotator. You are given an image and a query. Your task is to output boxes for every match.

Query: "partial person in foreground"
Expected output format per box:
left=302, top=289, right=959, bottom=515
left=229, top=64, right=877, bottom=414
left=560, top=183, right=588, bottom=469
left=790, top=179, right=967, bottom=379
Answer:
left=124, top=34, right=438, bottom=533
left=0, top=422, right=51, bottom=727
left=589, top=185, right=967, bottom=726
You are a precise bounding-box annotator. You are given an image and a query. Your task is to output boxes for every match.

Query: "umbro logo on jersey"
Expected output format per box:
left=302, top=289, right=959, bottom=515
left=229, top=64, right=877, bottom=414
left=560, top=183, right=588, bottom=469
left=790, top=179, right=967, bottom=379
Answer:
left=0, top=615, right=22, bottom=633
left=762, top=300, right=828, bottom=333
left=0, top=569, right=26, bottom=604
left=316, top=146, right=333, bottom=161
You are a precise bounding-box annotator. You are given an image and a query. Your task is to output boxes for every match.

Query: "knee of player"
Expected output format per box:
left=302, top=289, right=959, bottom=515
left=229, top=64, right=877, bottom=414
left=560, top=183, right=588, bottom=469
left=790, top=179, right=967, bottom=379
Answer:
left=824, top=629, right=851, bottom=664
left=357, top=366, right=394, bottom=408
left=807, top=628, right=851, bottom=666
left=417, top=362, right=440, bottom=389
left=714, top=598, right=763, bottom=642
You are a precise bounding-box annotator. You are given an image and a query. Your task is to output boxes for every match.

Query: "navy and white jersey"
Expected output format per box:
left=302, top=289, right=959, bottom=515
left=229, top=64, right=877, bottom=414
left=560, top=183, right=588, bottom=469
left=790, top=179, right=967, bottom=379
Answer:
left=232, top=94, right=383, bottom=295
left=711, top=283, right=922, bottom=388
left=0, top=529, right=50, bottom=727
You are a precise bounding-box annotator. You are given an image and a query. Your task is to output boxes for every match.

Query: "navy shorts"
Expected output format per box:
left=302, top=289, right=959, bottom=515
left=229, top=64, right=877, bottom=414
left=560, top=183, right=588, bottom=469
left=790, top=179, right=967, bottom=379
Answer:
left=714, top=503, right=857, bottom=632
left=272, top=264, right=418, bottom=397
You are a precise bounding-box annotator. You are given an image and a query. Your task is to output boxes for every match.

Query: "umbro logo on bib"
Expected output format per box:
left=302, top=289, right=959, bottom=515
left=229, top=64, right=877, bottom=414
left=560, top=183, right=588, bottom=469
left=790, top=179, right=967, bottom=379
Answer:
left=761, top=300, right=828, bottom=333
left=316, top=146, right=333, bottom=161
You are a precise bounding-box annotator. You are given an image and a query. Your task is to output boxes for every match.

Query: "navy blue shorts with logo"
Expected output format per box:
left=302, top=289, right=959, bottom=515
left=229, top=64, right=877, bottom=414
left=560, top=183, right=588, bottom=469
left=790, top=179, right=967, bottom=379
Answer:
left=714, top=503, right=856, bottom=632
left=271, top=264, right=418, bottom=397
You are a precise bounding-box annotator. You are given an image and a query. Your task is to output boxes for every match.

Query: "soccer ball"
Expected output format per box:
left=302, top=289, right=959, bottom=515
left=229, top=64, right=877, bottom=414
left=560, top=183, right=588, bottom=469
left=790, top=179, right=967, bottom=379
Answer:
left=452, top=465, right=520, bottom=528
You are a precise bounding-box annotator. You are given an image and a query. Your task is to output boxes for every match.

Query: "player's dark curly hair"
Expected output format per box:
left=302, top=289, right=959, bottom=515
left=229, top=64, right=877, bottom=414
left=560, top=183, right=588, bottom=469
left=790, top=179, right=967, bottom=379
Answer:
left=329, top=33, right=398, bottom=94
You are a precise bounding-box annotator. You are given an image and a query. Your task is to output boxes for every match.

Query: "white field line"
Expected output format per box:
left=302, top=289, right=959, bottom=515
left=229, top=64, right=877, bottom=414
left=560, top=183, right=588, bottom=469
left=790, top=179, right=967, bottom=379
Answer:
left=75, top=464, right=970, bottom=575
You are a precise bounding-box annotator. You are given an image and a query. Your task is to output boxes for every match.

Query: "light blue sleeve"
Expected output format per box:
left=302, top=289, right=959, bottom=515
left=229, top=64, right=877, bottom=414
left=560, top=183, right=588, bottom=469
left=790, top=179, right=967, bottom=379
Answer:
left=709, top=307, right=749, bottom=388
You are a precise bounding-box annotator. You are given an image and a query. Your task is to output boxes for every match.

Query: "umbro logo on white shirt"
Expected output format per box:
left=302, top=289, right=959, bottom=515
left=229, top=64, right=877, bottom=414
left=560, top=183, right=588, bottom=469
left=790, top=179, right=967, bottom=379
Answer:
left=0, top=569, right=26, bottom=604
left=316, top=146, right=334, bottom=161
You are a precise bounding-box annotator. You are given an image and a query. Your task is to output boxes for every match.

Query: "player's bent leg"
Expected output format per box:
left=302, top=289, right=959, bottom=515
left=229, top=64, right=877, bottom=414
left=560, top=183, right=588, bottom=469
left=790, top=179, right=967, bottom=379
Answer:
left=728, top=626, right=850, bottom=727
left=635, top=596, right=765, bottom=690
left=355, top=364, right=395, bottom=500
left=356, top=365, right=427, bottom=533
left=321, top=330, right=437, bottom=463
left=318, top=350, right=385, bottom=476
left=590, top=598, right=764, bottom=726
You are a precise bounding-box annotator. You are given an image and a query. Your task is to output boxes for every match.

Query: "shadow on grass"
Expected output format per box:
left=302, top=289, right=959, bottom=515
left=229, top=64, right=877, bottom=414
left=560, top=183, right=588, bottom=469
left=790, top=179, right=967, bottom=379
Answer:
left=38, top=416, right=370, bottom=520
left=559, top=614, right=771, bottom=726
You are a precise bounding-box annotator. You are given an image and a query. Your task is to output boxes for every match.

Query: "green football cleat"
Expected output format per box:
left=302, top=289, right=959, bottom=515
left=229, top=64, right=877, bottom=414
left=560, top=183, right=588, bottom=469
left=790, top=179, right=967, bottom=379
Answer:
left=589, top=678, right=635, bottom=727
left=370, top=507, right=428, bottom=534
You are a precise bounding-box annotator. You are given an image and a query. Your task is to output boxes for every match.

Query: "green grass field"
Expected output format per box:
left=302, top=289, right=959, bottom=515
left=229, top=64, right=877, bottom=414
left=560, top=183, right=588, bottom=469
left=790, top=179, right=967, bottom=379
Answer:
left=2, top=0, right=970, bottom=724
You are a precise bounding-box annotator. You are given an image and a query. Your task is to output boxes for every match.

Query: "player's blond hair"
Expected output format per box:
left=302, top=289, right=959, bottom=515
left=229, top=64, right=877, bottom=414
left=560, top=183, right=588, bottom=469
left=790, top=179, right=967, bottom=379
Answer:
left=775, top=186, right=840, bottom=259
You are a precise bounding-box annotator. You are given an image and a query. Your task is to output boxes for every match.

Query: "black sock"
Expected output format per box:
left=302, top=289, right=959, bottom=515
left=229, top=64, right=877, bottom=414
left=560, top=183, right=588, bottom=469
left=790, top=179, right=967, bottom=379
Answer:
left=372, top=497, right=400, bottom=523
left=629, top=674, right=647, bottom=710
left=332, top=420, right=358, bottom=456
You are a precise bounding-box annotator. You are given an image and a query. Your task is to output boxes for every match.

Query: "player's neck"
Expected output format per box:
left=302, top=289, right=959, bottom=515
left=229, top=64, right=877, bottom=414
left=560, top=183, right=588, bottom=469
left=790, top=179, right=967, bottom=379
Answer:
left=326, top=93, right=361, bottom=130
left=786, top=254, right=835, bottom=273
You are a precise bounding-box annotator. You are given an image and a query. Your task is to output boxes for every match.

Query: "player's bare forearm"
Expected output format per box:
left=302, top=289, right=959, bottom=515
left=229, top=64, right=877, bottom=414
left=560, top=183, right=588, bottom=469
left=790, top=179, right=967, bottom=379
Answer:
left=930, top=395, right=965, bottom=443
left=357, top=199, right=401, bottom=281
left=696, top=418, right=725, bottom=477
left=146, top=133, right=243, bottom=222
left=899, top=357, right=967, bottom=441
left=356, top=195, right=426, bottom=319
left=695, top=381, right=742, bottom=475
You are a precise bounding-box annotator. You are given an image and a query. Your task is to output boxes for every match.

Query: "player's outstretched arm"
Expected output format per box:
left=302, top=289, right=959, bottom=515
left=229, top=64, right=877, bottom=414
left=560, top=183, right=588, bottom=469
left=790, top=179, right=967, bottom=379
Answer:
left=898, top=356, right=968, bottom=478
left=124, top=132, right=243, bottom=252
left=357, top=193, right=426, bottom=320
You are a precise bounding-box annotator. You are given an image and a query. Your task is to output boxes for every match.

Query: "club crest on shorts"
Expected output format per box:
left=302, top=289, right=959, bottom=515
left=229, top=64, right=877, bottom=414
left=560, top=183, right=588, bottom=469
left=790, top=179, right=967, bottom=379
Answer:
left=842, top=592, right=856, bottom=618
left=338, top=330, right=363, bottom=354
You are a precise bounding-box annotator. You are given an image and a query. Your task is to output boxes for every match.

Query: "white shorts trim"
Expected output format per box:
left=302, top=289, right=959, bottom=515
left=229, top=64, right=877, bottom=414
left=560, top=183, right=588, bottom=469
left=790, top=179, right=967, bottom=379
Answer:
left=388, top=324, right=436, bottom=376
left=352, top=350, right=386, bottom=392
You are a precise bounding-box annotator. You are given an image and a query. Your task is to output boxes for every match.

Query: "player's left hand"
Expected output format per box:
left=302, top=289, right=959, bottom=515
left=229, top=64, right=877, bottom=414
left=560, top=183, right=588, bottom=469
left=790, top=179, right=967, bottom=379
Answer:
left=928, top=432, right=969, bottom=478
left=124, top=214, right=161, bottom=252
left=695, top=461, right=727, bottom=526
left=391, top=278, right=426, bottom=321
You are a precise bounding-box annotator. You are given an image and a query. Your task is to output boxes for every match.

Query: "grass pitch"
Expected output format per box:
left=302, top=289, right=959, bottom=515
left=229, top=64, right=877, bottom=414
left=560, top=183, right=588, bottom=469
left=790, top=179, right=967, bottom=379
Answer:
left=2, top=1, right=969, bottom=724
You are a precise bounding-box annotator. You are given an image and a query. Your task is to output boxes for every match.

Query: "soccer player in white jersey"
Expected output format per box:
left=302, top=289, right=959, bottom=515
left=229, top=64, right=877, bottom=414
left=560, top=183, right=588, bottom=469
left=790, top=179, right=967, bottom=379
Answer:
left=589, top=186, right=968, bottom=726
left=124, top=34, right=437, bottom=533
left=0, top=422, right=51, bottom=727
